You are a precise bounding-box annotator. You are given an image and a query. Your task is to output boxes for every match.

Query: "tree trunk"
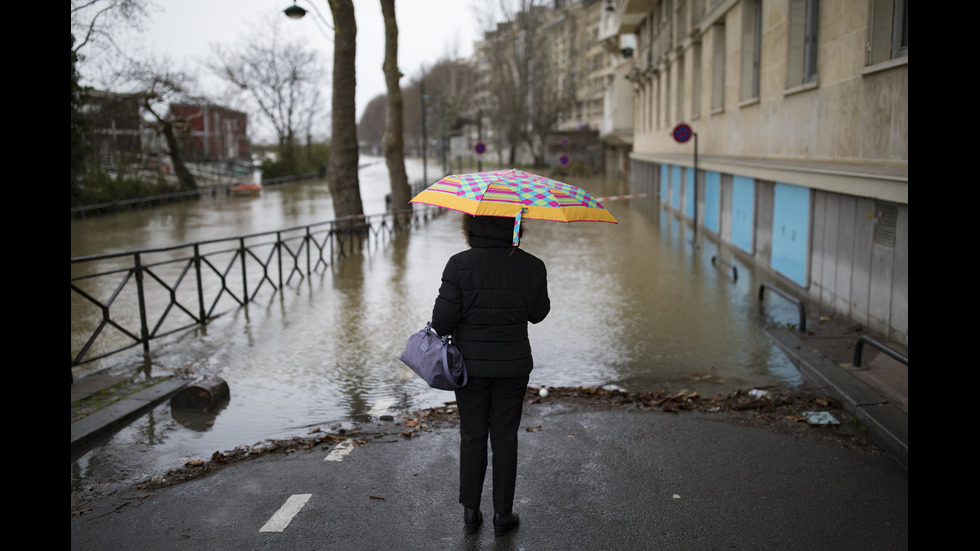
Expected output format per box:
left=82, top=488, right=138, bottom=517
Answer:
left=327, top=0, right=364, bottom=219
left=381, top=0, right=411, bottom=214
left=162, top=121, right=197, bottom=190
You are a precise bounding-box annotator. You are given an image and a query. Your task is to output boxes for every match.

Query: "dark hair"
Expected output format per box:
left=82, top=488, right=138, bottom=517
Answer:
left=461, top=214, right=524, bottom=246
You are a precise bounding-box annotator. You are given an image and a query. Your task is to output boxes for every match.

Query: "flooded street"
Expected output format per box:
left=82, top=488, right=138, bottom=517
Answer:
left=71, top=157, right=802, bottom=491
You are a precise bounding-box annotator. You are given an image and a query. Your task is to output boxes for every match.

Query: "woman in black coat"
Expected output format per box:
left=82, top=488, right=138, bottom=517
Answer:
left=431, top=214, right=550, bottom=537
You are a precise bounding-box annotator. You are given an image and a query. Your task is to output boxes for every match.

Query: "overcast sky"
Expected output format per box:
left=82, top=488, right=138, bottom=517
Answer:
left=89, top=0, right=486, bottom=140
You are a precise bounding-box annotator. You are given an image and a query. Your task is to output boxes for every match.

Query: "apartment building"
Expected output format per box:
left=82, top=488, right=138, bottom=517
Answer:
left=611, top=0, right=908, bottom=344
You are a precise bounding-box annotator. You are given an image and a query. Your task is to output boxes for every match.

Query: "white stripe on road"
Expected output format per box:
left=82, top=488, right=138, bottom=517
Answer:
left=368, top=396, right=396, bottom=416
left=324, top=438, right=355, bottom=462
left=259, top=494, right=311, bottom=532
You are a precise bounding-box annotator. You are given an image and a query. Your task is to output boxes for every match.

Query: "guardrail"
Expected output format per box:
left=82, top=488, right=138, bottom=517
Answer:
left=757, top=283, right=807, bottom=331
left=711, top=256, right=738, bottom=281
left=853, top=335, right=909, bottom=368
left=70, top=208, right=438, bottom=377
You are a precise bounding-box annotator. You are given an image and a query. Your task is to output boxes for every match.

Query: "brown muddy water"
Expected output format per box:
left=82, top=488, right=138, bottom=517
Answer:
left=71, top=157, right=802, bottom=490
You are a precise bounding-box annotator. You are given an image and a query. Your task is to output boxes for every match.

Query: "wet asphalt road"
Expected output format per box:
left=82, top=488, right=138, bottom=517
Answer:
left=70, top=401, right=907, bottom=550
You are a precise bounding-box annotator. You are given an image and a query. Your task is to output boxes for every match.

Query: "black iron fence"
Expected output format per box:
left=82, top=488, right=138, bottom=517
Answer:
left=70, top=208, right=439, bottom=376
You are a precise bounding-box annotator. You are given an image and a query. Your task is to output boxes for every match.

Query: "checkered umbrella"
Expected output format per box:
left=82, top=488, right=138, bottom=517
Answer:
left=410, top=169, right=617, bottom=245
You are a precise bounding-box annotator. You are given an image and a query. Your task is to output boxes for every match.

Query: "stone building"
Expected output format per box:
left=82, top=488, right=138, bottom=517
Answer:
left=609, top=0, right=908, bottom=345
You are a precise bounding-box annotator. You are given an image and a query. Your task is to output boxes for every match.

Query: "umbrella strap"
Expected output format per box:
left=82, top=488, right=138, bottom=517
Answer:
left=512, top=209, right=524, bottom=247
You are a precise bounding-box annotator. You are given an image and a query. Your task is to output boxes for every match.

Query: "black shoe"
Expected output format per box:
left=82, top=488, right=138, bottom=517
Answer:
left=493, top=512, right=520, bottom=537
left=463, top=508, right=483, bottom=534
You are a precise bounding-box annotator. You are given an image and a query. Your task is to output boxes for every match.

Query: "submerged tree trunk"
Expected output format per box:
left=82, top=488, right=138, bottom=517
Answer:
left=326, top=0, right=365, bottom=220
left=381, top=0, right=411, bottom=214
left=160, top=122, right=197, bottom=190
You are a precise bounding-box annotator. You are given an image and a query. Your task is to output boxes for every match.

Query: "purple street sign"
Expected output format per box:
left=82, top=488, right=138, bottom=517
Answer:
left=474, top=141, right=487, bottom=155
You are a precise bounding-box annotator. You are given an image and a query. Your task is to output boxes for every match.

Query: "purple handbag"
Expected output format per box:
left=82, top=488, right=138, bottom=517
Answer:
left=399, top=322, right=468, bottom=390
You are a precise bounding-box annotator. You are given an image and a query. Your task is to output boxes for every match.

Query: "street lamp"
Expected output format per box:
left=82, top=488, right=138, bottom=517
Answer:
left=282, top=2, right=334, bottom=40
left=283, top=3, right=306, bottom=19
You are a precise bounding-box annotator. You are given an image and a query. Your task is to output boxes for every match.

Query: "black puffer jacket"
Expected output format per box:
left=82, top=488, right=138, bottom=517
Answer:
left=431, top=216, right=550, bottom=378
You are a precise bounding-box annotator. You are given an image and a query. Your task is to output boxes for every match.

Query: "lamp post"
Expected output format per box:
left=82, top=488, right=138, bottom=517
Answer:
left=421, top=69, right=428, bottom=185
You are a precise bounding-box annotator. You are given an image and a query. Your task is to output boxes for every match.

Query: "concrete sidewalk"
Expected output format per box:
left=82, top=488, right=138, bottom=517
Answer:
left=765, top=315, right=908, bottom=469
left=71, top=316, right=908, bottom=549
left=71, top=400, right=908, bottom=550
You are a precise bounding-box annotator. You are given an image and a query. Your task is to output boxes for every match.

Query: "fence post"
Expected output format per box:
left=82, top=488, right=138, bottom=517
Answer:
left=305, top=226, right=312, bottom=275
left=134, top=252, right=151, bottom=353
left=194, top=244, right=206, bottom=322
left=239, top=237, right=249, bottom=303
left=276, top=231, right=284, bottom=289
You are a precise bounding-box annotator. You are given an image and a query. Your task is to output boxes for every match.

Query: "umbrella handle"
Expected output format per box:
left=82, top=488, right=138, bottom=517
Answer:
left=512, top=208, right=525, bottom=247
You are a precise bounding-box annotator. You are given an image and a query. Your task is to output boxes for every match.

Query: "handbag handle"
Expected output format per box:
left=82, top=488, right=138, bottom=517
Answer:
left=426, top=322, right=467, bottom=389
left=441, top=340, right=467, bottom=388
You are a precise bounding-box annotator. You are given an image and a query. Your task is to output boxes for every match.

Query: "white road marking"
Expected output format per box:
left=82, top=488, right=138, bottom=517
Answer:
left=324, top=438, right=355, bottom=462
left=259, top=494, right=311, bottom=532
left=368, top=396, right=396, bottom=416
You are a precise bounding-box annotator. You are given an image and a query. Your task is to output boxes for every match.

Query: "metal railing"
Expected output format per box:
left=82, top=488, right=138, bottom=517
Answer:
left=711, top=256, right=738, bottom=281
left=758, top=283, right=807, bottom=331
left=70, top=208, right=439, bottom=375
left=854, top=335, right=909, bottom=368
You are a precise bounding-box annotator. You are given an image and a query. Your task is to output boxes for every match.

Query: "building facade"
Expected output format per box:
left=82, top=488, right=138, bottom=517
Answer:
left=168, top=104, right=250, bottom=163
left=612, top=0, right=908, bottom=345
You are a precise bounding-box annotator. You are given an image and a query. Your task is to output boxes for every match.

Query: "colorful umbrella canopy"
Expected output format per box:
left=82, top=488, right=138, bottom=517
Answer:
left=410, top=169, right=617, bottom=245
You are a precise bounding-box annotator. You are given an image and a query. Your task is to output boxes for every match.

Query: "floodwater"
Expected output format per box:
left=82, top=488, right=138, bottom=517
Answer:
left=71, top=157, right=802, bottom=491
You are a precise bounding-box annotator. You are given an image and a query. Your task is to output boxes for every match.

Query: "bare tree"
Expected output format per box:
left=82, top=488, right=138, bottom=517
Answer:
left=326, top=0, right=365, bottom=220
left=211, top=17, right=325, bottom=175
left=381, top=0, right=411, bottom=214
left=477, top=0, right=580, bottom=166
left=71, top=0, right=150, bottom=59
left=132, top=63, right=200, bottom=190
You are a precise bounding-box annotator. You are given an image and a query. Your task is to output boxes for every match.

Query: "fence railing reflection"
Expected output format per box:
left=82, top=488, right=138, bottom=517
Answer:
left=70, top=208, right=438, bottom=376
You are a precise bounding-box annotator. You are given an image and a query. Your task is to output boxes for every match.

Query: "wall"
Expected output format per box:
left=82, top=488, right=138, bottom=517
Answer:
left=632, top=158, right=908, bottom=346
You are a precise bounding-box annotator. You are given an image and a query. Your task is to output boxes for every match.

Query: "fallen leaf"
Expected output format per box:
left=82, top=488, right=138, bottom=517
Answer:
left=369, top=495, right=385, bottom=500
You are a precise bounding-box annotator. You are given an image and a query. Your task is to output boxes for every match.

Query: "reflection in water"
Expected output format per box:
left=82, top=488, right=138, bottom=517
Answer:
left=71, top=160, right=801, bottom=491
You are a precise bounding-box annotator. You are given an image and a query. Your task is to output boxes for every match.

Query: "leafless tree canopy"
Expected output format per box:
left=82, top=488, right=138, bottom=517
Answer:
left=71, top=0, right=151, bottom=57
left=210, top=17, right=326, bottom=174
left=476, top=0, right=582, bottom=165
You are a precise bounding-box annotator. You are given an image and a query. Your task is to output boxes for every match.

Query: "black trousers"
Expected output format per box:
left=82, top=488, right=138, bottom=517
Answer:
left=454, top=375, right=529, bottom=514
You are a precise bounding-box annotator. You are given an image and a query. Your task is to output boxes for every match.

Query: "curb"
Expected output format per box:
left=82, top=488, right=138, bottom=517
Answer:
left=71, top=378, right=189, bottom=457
left=766, top=326, right=908, bottom=470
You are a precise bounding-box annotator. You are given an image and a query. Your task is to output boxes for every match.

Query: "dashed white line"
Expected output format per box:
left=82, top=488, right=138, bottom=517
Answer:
left=259, top=494, right=311, bottom=532
left=368, top=396, right=396, bottom=416
left=324, top=438, right=355, bottom=462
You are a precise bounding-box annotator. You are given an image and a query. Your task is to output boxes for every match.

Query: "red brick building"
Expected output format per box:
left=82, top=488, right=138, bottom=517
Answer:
left=169, top=104, right=249, bottom=162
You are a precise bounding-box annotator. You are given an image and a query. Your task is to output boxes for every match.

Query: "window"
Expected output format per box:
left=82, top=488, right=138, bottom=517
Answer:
left=711, top=23, right=726, bottom=112
left=676, top=55, right=685, bottom=122
left=692, top=40, right=702, bottom=119
left=787, top=0, right=820, bottom=87
left=740, top=0, right=761, bottom=101
left=867, top=0, right=908, bottom=65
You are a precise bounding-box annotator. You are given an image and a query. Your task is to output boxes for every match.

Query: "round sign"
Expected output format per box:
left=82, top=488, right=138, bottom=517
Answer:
left=474, top=141, right=487, bottom=155
left=558, top=154, right=570, bottom=166
left=672, top=123, right=693, bottom=143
